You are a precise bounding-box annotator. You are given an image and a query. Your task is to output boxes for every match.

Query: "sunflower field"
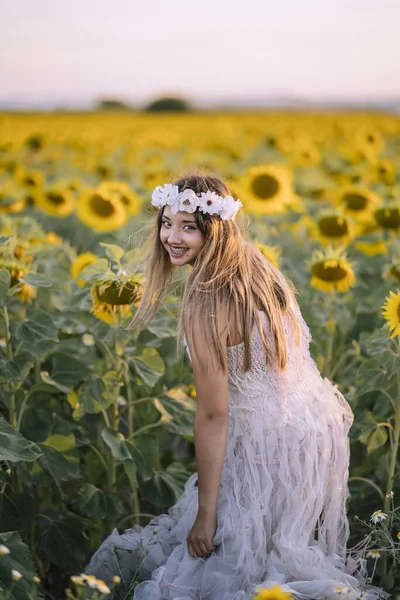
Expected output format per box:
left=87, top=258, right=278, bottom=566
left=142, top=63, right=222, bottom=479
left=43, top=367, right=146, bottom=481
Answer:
left=0, top=111, right=400, bottom=599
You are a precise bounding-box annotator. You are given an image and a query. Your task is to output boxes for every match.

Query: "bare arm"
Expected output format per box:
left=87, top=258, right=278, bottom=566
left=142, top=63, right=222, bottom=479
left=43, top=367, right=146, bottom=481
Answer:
left=186, top=311, right=230, bottom=557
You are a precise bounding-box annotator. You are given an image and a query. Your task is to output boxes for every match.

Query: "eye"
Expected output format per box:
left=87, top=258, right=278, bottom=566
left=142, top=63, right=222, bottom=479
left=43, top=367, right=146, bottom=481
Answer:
left=184, top=225, right=196, bottom=230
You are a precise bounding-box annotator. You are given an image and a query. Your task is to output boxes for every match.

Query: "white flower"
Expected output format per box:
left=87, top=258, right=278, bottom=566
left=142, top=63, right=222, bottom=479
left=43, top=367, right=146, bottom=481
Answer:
left=117, top=395, right=127, bottom=407
left=334, top=586, right=352, bottom=595
left=198, top=191, right=224, bottom=216
left=385, top=491, right=394, bottom=499
left=178, top=189, right=199, bottom=213
left=82, top=333, right=95, bottom=347
left=112, top=575, right=121, bottom=584
left=70, top=575, right=85, bottom=586
left=151, top=184, right=179, bottom=208
left=219, top=195, right=243, bottom=220
left=366, top=549, right=381, bottom=559
left=370, top=510, right=387, bottom=524
left=95, top=580, right=111, bottom=594
left=11, top=570, right=23, bottom=581
left=0, top=545, right=10, bottom=556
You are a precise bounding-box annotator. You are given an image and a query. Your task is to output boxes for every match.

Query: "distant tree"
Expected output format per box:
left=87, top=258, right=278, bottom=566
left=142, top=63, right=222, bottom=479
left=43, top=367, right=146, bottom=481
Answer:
left=144, top=96, right=192, bottom=112
left=96, top=98, right=132, bottom=111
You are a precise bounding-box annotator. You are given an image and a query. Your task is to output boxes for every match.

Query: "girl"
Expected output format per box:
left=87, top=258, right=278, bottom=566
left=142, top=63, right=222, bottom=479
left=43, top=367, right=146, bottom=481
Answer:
left=86, top=171, right=387, bottom=600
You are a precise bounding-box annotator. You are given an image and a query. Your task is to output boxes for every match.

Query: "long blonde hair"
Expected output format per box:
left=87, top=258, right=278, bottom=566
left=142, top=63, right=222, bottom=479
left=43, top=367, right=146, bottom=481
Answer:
left=128, top=168, right=300, bottom=373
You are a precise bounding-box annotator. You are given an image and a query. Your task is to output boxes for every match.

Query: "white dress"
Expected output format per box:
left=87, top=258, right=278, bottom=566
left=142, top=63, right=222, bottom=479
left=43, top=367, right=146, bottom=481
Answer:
left=85, top=305, right=388, bottom=600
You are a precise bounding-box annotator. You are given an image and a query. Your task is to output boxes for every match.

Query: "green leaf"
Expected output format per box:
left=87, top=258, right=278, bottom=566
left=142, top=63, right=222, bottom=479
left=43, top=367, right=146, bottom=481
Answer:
left=154, top=388, right=195, bottom=440
left=143, top=462, right=191, bottom=509
left=99, top=242, right=125, bottom=262
left=359, top=426, right=388, bottom=454
left=76, top=258, right=112, bottom=282
left=16, top=309, right=59, bottom=346
left=28, top=443, right=80, bottom=487
left=41, top=514, right=89, bottom=569
left=101, top=429, right=143, bottom=489
left=0, top=269, right=10, bottom=307
left=0, top=417, right=42, bottom=463
left=45, top=353, right=92, bottom=392
left=0, top=531, right=38, bottom=600
left=0, top=352, right=34, bottom=391
left=355, top=359, right=393, bottom=396
left=130, top=347, right=165, bottom=387
left=0, top=236, right=11, bottom=244
left=77, top=370, right=122, bottom=414
left=75, top=483, right=106, bottom=518
left=20, top=272, right=54, bottom=287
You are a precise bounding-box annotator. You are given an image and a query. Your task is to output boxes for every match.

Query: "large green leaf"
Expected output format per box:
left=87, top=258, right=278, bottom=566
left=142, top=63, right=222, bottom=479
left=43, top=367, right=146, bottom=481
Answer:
left=154, top=387, right=196, bottom=440
left=130, top=347, right=165, bottom=386
left=76, top=370, right=122, bottom=415
left=359, top=425, right=388, bottom=454
left=42, top=353, right=92, bottom=393
left=0, top=352, right=34, bottom=391
left=99, top=242, right=124, bottom=262
left=23, top=442, right=80, bottom=487
left=355, top=359, right=394, bottom=396
left=75, top=483, right=106, bottom=518
left=17, top=309, right=58, bottom=344
left=0, top=531, right=38, bottom=600
left=41, top=514, right=89, bottom=569
left=0, top=268, right=10, bottom=307
left=21, top=272, right=54, bottom=288
left=101, top=429, right=144, bottom=489
left=0, top=417, right=42, bottom=463
left=142, top=462, right=191, bottom=509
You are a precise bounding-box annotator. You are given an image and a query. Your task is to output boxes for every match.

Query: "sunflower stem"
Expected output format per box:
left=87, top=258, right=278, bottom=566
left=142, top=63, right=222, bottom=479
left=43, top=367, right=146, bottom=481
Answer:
left=381, top=377, right=400, bottom=579
left=323, top=293, right=336, bottom=379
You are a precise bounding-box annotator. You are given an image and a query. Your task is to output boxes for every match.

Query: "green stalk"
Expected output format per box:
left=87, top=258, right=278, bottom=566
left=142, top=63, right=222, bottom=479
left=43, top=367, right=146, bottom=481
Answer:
left=323, top=292, right=336, bottom=379
left=381, top=376, right=400, bottom=580
left=2, top=306, right=17, bottom=428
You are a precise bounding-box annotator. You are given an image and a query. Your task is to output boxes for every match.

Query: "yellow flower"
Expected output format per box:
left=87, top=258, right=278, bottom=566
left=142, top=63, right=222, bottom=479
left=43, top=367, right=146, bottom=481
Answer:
left=253, top=584, right=294, bottom=600
left=373, top=159, right=396, bottom=186
left=16, top=168, right=44, bottom=189
left=45, top=232, right=63, bottom=246
left=33, top=576, right=41, bottom=584
left=374, top=203, right=400, bottom=232
left=34, top=186, right=76, bottom=217
left=335, top=186, right=381, bottom=222
left=256, top=243, right=281, bottom=268
left=90, top=275, right=143, bottom=325
left=382, top=290, right=400, bottom=340
left=0, top=181, right=26, bottom=214
left=77, top=188, right=128, bottom=232
left=18, top=283, right=36, bottom=303
left=309, top=246, right=356, bottom=293
left=70, top=252, right=99, bottom=287
left=98, top=181, right=141, bottom=216
left=70, top=575, right=85, bottom=585
left=313, top=212, right=354, bottom=246
left=11, top=570, right=23, bottom=581
left=112, top=575, right=121, bottom=584
left=239, top=165, right=293, bottom=215
left=355, top=240, right=387, bottom=256
left=396, top=531, right=400, bottom=540
left=383, top=262, right=400, bottom=283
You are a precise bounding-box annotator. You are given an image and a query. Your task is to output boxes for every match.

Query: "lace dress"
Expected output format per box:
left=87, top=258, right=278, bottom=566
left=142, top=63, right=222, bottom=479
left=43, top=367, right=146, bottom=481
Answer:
left=85, top=305, right=388, bottom=600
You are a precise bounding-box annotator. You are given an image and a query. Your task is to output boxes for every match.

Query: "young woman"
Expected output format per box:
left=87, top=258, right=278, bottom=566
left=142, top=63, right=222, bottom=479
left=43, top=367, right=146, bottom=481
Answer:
left=86, top=171, right=386, bottom=600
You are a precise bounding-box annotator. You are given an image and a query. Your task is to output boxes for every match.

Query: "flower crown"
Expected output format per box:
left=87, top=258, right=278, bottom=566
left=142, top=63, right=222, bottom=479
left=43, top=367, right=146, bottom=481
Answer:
left=151, top=183, right=243, bottom=221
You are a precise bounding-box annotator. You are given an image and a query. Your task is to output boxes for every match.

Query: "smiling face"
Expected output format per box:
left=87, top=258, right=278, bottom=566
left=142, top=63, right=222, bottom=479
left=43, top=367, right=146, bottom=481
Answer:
left=160, top=205, right=205, bottom=267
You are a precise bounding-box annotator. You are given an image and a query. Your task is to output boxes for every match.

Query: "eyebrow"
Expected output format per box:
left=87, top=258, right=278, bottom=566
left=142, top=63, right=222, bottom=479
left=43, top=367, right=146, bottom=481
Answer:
left=162, top=215, right=197, bottom=224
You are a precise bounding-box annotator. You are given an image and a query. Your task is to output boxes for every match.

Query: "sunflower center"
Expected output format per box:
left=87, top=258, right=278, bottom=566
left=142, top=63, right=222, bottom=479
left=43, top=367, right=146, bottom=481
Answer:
left=251, top=174, right=280, bottom=200
left=89, top=194, right=116, bottom=218
left=311, top=262, right=348, bottom=282
left=342, top=193, right=367, bottom=211
left=318, top=216, right=349, bottom=238
left=375, top=207, right=400, bottom=230
left=97, top=281, right=141, bottom=305
left=46, top=192, right=66, bottom=206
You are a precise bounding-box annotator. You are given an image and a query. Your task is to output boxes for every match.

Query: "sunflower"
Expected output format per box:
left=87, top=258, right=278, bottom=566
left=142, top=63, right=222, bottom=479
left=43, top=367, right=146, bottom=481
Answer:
left=34, top=186, right=76, bottom=217
left=355, top=240, right=387, bottom=256
left=383, top=263, right=400, bottom=283
left=309, top=246, right=356, bottom=293
left=313, top=211, right=354, bottom=246
left=354, top=126, right=385, bottom=157
left=253, top=584, right=294, bottom=600
left=90, top=274, right=144, bottom=324
left=335, top=186, right=381, bottom=222
left=77, top=189, right=128, bottom=232
left=374, top=203, right=400, bottom=233
left=256, top=242, right=281, bottom=268
left=373, top=159, right=396, bottom=186
left=17, top=283, right=36, bottom=303
left=239, top=165, right=293, bottom=215
left=0, top=181, right=26, bottom=214
left=381, top=290, right=400, bottom=340
left=16, top=168, right=44, bottom=189
left=71, top=252, right=99, bottom=287
left=98, top=181, right=141, bottom=216
left=0, top=259, right=30, bottom=286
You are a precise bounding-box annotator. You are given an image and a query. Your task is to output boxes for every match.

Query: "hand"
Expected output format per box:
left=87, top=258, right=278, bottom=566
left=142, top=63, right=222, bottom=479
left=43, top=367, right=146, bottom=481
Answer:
left=187, top=510, right=217, bottom=558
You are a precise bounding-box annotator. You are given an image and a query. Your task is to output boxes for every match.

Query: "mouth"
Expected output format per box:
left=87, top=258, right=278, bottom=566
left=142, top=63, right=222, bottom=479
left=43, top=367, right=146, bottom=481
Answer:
left=169, top=246, right=189, bottom=258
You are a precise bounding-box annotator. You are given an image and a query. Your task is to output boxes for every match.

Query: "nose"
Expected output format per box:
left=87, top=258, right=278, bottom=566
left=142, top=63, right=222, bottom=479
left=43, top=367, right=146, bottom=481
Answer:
left=167, top=228, right=182, bottom=245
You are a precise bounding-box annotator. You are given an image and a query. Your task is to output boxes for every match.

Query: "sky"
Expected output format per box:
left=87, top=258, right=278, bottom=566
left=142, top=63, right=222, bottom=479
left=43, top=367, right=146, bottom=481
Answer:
left=1, top=0, right=400, bottom=107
